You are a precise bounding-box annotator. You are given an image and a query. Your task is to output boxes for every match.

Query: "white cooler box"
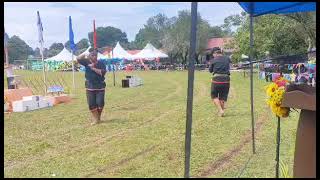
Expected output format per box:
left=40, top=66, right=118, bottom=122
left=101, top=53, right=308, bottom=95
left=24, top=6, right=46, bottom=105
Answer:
left=12, top=97, right=52, bottom=112
left=129, top=77, right=142, bottom=87
left=23, top=95, right=44, bottom=101
left=12, top=100, right=37, bottom=112
left=38, top=100, right=53, bottom=108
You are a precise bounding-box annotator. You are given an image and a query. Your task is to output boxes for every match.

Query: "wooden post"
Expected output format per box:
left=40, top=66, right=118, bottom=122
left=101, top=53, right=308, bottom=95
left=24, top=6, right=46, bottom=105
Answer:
left=281, top=84, right=316, bottom=178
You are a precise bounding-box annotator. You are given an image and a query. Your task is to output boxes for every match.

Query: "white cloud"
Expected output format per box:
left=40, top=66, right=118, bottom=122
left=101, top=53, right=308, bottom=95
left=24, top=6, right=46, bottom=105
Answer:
left=4, top=2, right=244, bottom=49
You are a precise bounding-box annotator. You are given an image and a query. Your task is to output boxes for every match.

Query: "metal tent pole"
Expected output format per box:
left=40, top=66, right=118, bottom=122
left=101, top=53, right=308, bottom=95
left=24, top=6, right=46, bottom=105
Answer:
left=184, top=2, right=198, bottom=178
left=72, top=51, right=75, bottom=93
left=276, top=116, right=281, bottom=178
left=249, top=2, right=256, bottom=154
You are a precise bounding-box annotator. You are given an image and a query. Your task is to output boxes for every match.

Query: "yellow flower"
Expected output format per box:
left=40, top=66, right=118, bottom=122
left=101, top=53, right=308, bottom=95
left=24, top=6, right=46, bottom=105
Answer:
left=265, top=81, right=290, bottom=118
left=266, top=83, right=278, bottom=97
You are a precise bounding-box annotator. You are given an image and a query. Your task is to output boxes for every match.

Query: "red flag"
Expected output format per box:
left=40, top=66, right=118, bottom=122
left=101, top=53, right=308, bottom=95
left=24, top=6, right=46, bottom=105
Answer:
left=93, top=20, right=97, bottom=49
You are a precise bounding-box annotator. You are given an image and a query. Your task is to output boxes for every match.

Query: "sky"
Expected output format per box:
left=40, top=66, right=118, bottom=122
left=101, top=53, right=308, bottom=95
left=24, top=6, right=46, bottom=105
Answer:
left=4, top=2, right=244, bottom=49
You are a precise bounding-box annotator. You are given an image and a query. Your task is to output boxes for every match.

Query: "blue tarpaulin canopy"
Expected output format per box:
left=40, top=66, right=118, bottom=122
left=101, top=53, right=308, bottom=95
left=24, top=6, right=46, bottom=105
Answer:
left=238, top=2, right=316, bottom=17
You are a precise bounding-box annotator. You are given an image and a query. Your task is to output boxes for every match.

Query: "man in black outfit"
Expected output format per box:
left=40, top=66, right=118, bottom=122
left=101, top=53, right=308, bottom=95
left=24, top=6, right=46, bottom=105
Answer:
left=77, top=48, right=107, bottom=125
left=209, top=48, right=231, bottom=117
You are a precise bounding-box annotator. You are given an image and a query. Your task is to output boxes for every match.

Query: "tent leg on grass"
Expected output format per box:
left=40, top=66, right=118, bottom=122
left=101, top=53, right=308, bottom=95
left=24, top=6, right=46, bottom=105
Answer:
left=249, top=2, right=256, bottom=154
left=275, top=116, right=281, bottom=178
left=184, top=2, right=197, bottom=178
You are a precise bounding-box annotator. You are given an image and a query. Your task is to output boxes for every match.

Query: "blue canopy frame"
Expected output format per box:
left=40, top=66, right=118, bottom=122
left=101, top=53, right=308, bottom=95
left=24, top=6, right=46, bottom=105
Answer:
left=184, top=2, right=316, bottom=178
left=239, top=2, right=316, bottom=17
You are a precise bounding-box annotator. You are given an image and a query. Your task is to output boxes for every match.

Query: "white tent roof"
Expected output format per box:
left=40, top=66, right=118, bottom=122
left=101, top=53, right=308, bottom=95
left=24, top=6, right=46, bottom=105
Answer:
left=132, top=43, right=168, bottom=60
left=112, top=42, right=134, bottom=60
left=44, top=47, right=77, bottom=62
left=79, top=47, right=107, bottom=60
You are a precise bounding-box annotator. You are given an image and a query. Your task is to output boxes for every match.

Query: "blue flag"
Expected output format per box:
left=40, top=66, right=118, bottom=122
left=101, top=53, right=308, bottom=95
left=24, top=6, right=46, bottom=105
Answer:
left=69, top=16, right=77, bottom=53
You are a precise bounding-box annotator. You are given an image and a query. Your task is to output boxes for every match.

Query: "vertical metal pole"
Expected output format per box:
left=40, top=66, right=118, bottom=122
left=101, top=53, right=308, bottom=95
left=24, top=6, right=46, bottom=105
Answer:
left=113, top=62, right=116, bottom=86
left=5, top=47, right=9, bottom=65
left=72, top=51, right=75, bottom=93
left=112, top=49, right=115, bottom=86
left=184, top=2, right=197, bottom=178
left=41, top=51, right=47, bottom=95
left=276, top=116, right=281, bottom=178
left=249, top=2, right=256, bottom=154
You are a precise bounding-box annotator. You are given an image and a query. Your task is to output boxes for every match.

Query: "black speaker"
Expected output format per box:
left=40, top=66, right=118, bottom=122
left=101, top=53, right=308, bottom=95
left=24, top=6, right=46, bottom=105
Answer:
left=126, top=76, right=132, bottom=79
left=122, top=79, right=129, bottom=88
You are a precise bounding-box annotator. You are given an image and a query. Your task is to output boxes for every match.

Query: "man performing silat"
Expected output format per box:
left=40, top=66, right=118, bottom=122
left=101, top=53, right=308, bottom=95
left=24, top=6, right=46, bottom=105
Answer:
left=77, top=48, right=107, bottom=125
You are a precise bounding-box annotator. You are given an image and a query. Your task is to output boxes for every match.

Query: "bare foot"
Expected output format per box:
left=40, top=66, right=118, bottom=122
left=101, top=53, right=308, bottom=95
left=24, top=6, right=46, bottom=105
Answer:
left=218, top=111, right=225, bottom=117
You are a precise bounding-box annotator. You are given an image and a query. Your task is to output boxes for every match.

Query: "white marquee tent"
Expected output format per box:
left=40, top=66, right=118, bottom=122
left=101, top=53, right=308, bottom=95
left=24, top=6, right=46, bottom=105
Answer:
left=132, top=43, right=168, bottom=60
left=79, top=47, right=107, bottom=60
left=112, top=42, right=135, bottom=60
left=43, top=47, right=78, bottom=92
left=44, top=47, right=77, bottom=62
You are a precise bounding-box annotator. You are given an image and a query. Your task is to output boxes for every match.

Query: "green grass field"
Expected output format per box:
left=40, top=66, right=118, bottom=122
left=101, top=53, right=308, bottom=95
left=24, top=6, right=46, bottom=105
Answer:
left=4, top=70, right=299, bottom=178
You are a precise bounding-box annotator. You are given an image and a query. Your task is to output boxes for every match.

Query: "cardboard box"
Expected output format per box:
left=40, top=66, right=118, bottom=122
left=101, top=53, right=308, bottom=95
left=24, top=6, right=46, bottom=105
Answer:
left=4, top=88, right=33, bottom=112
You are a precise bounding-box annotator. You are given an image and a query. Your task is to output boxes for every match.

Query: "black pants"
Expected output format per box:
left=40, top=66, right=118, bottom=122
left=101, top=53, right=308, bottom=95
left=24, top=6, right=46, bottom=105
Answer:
left=211, top=83, right=230, bottom=101
left=86, top=90, right=105, bottom=110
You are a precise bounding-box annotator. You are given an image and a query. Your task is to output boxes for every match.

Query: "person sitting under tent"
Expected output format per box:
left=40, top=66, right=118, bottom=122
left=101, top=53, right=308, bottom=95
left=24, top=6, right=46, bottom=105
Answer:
left=209, top=48, right=231, bottom=117
left=76, top=48, right=107, bottom=125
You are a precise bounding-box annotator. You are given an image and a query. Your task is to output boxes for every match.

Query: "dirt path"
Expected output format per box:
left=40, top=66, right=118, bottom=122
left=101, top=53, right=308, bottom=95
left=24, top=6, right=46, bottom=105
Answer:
left=195, top=111, right=268, bottom=177
left=83, top=145, right=158, bottom=177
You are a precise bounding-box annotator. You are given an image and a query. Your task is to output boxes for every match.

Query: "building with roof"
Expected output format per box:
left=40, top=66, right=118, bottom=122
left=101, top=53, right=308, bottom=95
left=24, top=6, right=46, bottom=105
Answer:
left=206, top=37, right=234, bottom=55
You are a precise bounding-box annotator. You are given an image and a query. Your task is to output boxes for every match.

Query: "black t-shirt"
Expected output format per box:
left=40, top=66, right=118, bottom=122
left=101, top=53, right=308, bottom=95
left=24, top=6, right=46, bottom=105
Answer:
left=209, top=55, right=231, bottom=82
left=78, top=58, right=107, bottom=89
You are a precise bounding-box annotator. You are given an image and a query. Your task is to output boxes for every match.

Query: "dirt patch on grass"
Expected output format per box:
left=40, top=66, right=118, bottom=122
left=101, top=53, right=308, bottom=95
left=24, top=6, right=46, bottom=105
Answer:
left=83, top=145, right=158, bottom=177
left=196, top=112, right=268, bottom=177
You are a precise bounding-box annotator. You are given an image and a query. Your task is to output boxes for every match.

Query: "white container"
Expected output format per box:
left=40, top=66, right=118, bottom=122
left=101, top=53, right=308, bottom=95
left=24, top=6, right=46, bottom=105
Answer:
left=44, top=96, right=55, bottom=105
left=4, top=103, right=8, bottom=112
left=39, top=100, right=53, bottom=108
left=12, top=100, right=37, bottom=112
left=23, top=95, right=43, bottom=101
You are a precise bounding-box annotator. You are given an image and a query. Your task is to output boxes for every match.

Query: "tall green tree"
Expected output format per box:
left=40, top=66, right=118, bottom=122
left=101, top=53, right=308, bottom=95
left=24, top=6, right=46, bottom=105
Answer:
left=161, top=10, right=211, bottom=64
left=76, top=38, right=89, bottom=50
left=284, top=12, right=316, bottom=51
left=208, top=26, right=225, bottom=38
left=134, top=13, right=172, bottom=49
left=47, top=42, right=64, bottom=57
left=75, top=38, right=89, bottom=55
left=221, top=11, right=247, bottom=36
left=7, top=35, right=33, bottom=63
left=231, top=13, right=309, bottom=63
left=88, top=26, right=128, bottom=48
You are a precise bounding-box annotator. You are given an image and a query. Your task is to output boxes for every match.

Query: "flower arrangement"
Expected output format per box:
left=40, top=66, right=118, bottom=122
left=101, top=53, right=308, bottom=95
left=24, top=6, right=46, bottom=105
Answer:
left=265, top=76, right=290, bottom=118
